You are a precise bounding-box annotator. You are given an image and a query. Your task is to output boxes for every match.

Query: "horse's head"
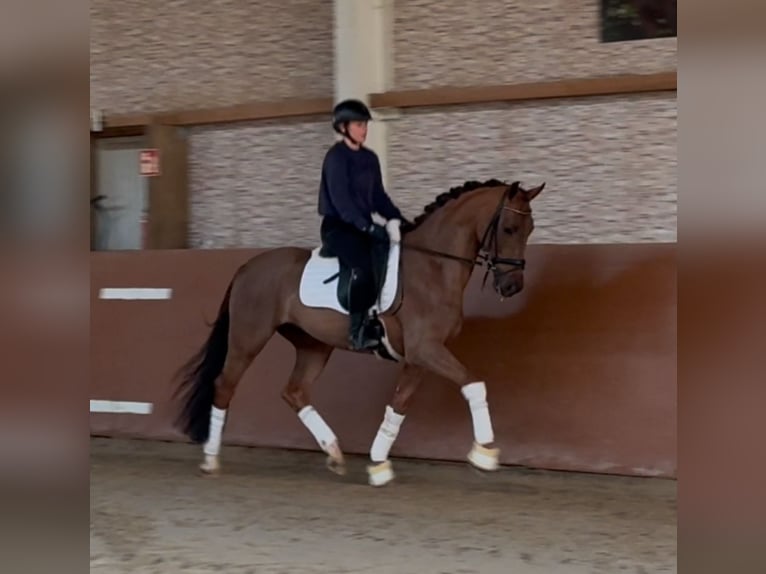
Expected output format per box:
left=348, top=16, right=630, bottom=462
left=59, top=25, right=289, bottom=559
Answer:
left=478, top=180, right=545, bottom=298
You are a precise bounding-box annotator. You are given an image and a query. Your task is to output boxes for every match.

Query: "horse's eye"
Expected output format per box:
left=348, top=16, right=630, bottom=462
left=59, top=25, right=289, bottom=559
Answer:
left=503, top=226, right=517, bottom=235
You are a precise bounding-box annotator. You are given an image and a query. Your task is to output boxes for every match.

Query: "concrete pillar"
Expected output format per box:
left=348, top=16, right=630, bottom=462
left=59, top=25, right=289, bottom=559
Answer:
left=334, top=0, right=395, bottom=188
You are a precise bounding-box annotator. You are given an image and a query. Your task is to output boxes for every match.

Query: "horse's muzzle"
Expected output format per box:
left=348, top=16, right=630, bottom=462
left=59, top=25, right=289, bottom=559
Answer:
left=496, top=272, right=524, bottom=298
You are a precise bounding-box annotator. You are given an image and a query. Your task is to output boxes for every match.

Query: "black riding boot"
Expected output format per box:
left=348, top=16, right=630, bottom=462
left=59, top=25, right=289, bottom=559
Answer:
left=346, top=267, right=380, bottom=351
left=348, top=310, right=364, bottom=349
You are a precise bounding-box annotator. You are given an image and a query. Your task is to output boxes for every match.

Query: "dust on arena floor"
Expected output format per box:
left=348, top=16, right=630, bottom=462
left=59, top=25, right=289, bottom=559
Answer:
left=90, top=437, right=676, bottom=573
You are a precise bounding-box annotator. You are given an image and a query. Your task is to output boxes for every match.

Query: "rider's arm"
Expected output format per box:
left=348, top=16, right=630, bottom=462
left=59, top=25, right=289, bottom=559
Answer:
left=323, top=151, right=371, bottom=232
left=370, top=153, right=404, bottom=221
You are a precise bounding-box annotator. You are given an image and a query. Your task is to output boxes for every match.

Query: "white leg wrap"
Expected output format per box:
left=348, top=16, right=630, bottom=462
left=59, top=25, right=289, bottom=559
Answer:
left=203, top=406, right=226, bottom=456
left=298, top=406, right=337, bottom=452
left=370, top=405, right=405, bottom=462
left=461, top=381, right=495, bottom=445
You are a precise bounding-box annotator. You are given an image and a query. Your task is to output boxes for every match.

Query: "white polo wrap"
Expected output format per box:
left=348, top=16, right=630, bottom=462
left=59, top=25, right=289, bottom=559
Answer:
left=370, top=405, right=405, bottom=462
left=203, top=406, right=227, bottom=456
left=461, top=381, right=495, bottom=445
left=298, top=405, right=337, bottom=452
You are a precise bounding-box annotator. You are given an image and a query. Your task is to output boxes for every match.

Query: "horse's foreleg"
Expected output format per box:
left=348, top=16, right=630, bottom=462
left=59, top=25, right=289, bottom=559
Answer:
left=367, top=364, right=423, bottom=486
left=409, top=341, right=500, bottom=472
left=278, top=325, right=342, bottom=474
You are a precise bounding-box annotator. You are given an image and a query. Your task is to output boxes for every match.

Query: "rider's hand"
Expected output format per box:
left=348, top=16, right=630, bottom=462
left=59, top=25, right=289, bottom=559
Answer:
left=385, top=218, right=402, bottom=242
left=366, top=223, right=389, bottom=243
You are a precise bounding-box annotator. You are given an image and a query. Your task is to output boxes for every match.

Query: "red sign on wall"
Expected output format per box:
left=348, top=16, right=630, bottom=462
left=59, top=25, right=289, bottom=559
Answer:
left=139, top=149, right=160, bottom=177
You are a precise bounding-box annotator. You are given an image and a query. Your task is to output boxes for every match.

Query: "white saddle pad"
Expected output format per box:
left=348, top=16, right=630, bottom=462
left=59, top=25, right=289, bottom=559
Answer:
left=298, top=239, right=401, bottom=315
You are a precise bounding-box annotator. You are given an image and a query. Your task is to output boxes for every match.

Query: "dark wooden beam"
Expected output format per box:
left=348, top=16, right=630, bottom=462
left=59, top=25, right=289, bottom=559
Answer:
left=369, top=71, right=677, bottom=109
left=156, top=96, right=333, bottom=126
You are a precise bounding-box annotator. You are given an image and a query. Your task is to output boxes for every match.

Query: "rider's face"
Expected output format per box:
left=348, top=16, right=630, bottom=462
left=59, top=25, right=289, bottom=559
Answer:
left=345, top=120, right=368, bottom=144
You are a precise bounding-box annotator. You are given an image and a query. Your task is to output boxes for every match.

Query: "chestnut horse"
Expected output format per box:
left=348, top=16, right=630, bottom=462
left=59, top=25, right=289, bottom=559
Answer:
left=174, top=178, right=545, bottom=486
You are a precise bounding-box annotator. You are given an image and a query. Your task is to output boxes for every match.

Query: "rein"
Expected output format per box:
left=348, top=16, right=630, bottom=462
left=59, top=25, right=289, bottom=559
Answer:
left=399, top=190, right=531, bottom=288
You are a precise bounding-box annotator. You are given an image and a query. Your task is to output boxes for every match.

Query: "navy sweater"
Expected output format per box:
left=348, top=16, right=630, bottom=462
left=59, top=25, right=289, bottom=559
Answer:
left=317, top=142, right=403, bottom=231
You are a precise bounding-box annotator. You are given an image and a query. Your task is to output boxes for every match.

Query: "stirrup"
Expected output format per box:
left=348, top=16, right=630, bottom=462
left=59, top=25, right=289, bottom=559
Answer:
left=351, top=330, right=379, bottom=351
left=350, top=315, right=380, bottom=350
left=365, top=312, right=384, bottom=341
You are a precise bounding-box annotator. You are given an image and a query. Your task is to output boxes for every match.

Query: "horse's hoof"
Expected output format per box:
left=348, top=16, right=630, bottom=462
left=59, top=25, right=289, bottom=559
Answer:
left=326, top=456, right=347, bottom=476
left=325, top=441, right=346, bottom=476
left=199, top=455, right=221, bottom=476
left=467, top=442, right=500, bottom=472
left=367, top=460, right=395, bottom=487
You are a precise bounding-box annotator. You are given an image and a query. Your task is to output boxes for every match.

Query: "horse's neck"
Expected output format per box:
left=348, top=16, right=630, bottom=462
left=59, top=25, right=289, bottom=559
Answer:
left=403, top=194, right=486, bottom=292
left=406, top=188, right=499, bottom=259
left=410, top=214, right=478, bottom=261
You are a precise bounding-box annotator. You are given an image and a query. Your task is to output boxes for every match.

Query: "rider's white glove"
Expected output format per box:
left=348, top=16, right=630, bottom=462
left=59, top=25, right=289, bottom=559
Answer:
left=385, top=218, right=401, bottom=242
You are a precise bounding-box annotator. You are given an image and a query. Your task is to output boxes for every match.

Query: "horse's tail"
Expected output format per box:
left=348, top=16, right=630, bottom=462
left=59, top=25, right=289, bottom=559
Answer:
left=173, top=279, right=233, bottom=444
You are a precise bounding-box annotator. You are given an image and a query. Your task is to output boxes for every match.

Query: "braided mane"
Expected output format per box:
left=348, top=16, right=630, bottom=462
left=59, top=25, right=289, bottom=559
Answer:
left=401, top=178, right=509, bottom=234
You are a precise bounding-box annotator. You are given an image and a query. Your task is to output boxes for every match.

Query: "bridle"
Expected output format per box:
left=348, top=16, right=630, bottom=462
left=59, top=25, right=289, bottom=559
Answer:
left=401, top=188, right=532, bottom=289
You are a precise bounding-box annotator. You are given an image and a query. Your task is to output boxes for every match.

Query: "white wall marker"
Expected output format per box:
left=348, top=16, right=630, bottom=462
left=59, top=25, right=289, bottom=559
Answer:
left=90, top=400, right=154, bottom=414
left=98, top=288, right=172, bottom=300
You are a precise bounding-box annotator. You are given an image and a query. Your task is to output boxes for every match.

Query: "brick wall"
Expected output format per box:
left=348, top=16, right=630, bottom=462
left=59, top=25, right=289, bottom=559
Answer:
left=187, top=116, right=330, bottom=248
left=387, top=93, right=676, bottom=244
left=91, top=0, right=336, bottom=249
left=90, top=0, right=333, bottom=114
left=393, top=0, right=676, bottom=89
left=92, top=0, right=676, bottom=247
left=387, top=0, right=677, bottom=243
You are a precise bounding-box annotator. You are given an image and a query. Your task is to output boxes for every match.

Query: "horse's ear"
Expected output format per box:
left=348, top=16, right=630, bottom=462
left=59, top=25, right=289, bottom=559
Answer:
left=507, top=181, right=521, bottom=197
left=523, top=182, right=545, bottom=201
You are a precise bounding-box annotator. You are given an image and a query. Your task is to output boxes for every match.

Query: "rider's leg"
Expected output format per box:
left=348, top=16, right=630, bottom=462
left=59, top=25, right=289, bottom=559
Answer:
left=320, top=218, right=377, bottom=349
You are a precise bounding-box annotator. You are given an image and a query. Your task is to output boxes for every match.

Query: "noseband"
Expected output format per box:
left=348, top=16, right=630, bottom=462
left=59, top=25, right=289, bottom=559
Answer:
left=401, top=188, right=531, bottom=289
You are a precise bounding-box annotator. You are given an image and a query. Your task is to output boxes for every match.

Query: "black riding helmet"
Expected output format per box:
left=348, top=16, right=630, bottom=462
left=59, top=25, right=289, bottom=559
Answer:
left=332, top=99, right=372, bottom=135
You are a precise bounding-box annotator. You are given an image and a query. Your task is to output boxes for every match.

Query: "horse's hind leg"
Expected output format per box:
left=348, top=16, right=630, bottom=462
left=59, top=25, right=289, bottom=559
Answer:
left=200, top=327, right=273, bottom=475
left=277, top=324, right=343, bottom=475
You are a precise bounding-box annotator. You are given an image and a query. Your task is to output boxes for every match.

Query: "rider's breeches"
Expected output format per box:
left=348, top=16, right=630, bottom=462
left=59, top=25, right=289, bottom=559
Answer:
left=320, top=216, right=377, bottom=310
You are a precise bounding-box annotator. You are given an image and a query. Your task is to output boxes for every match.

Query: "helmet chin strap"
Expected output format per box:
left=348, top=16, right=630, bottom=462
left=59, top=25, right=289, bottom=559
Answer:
left=341, top=123, right=362, bottom=148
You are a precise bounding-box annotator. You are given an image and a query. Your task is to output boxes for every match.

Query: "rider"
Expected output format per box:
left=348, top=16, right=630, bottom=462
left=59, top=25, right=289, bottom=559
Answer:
left=317, top=98, right=406, bottom=351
